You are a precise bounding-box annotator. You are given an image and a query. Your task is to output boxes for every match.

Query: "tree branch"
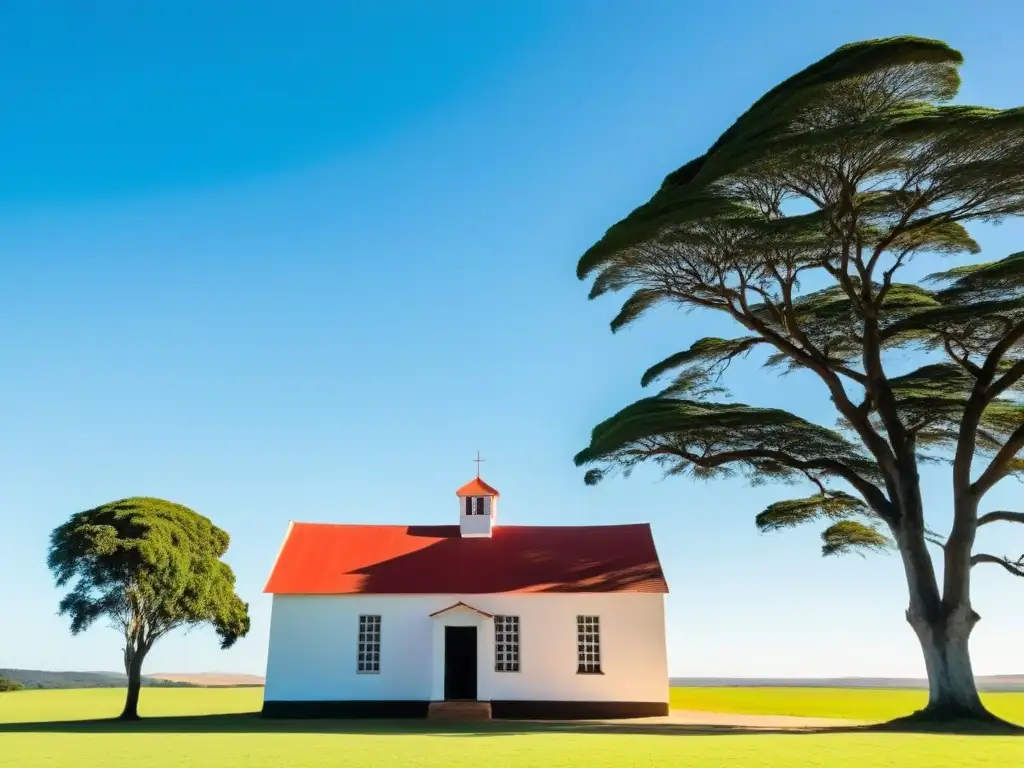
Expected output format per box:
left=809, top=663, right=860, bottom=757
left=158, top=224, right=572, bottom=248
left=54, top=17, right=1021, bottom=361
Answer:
left=862, top=314, right=910, bottom=456
left=850, top=215, right=912, bottom=460
left=722, top=299, right=899, bottom=484
left=970, top=553, right=1024, bottom=578
left=973, top=422, right=1024, bottom=497
left=987, top=357, right=1024, bottom=401
left=954, top=321, right=1024, bottom=497
left=977, top=510, right=1024, bottom=526
left=982, top=319, right=1024, bottom=383
left=943, top=336, right=982, bottom=377
left=677, top=447, right=894, bottom=520
left=924, top=527, right=948, bottom=550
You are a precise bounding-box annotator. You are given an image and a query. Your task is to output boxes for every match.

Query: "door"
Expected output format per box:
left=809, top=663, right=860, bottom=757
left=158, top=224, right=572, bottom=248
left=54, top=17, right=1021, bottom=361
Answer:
left=443, top=626, right=478, bottom=700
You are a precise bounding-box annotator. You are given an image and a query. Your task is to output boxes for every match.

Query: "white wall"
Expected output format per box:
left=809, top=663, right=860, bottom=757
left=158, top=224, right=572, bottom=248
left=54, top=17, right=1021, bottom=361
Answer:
left=264, top=592, right=668, bottom=703
left=459, top=495, right=494, bottom=537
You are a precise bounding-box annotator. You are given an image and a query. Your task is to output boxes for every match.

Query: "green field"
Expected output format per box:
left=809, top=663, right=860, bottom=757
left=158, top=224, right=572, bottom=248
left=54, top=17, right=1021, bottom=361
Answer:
left=671, top=687, right=1024, bottom=723
left=1, top=687, right=1021, bottom=768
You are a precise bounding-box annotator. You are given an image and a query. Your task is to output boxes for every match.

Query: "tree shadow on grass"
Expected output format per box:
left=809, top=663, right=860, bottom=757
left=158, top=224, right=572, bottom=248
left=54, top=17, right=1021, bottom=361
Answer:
left=0, top=713, right=1020, bottom=737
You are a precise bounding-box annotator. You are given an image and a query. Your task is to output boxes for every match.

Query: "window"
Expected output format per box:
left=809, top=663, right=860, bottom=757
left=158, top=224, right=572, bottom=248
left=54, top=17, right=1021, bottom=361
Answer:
left=494, top=615, right=520, bottom=672
left=467, top=497, right=486, bottom=515
left=357, top=615, right=381, bottom=673
left=576, top=615, right=601, bottom=674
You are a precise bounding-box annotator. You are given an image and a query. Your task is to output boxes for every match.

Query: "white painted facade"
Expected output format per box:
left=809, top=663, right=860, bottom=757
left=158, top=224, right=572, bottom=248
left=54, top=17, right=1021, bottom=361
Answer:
left=263, top=592, right=668, bottom=704
left=459, top=494, right=496, bottom=537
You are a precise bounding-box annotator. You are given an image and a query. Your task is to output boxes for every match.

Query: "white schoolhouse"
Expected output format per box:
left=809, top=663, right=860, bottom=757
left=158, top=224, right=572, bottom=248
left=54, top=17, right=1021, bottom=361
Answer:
left=262, top=474, right=669, bottom=719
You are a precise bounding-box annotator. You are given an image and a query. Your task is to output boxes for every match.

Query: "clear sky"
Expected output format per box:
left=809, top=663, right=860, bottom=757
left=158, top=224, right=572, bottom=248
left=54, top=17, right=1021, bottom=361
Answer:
left=1, top=1, right=1022, bottom=679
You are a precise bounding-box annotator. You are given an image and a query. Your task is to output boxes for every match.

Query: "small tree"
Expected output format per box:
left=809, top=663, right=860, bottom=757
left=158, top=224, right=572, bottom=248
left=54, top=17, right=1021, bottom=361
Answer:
left=574, top=37, right=1024, bottom=723
left=47, top=497, right=250, bottom=720
left=0, top=675, right=24, bottom=692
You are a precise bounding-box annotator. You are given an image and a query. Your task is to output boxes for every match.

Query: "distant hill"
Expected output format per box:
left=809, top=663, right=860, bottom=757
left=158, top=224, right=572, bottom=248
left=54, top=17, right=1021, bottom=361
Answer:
left=670, top=675, right=1024, bottom=692
left=0, top=669, right=263, bottom=690
left=147, top=672, right=264, bottom=687
left=7, top=668, right=1021, bottom=692
left=0, top=669, right=197, bottom=690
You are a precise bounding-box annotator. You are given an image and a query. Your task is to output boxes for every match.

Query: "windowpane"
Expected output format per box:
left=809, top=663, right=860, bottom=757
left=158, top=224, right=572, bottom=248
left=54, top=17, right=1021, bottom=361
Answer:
left=494, top=615, right=520, bottom=672
left=576, top=615, right=601, bottom=674
left=357, top=615, right=381, bottom=673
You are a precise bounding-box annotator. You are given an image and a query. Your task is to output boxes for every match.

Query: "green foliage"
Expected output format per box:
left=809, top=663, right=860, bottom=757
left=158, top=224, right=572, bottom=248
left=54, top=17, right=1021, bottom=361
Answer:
left=47, top=497, right=250, bottom=653
left=574, top=35, right=1024, bottom=575
left=0, top=675, right=24, bottom=692
left=821, top=521, right=893, bottom=557
left=641, top=336, right=763, bottom=391
left=754, top=492, right=893, bottom=557
left=575, top=398, right=883, bottom=489
left=755, top=491, right=866, bottom=530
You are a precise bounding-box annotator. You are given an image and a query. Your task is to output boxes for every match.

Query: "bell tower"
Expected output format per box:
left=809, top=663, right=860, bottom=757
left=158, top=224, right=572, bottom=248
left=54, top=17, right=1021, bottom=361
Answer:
left=455, top=453, right=499, bottom=538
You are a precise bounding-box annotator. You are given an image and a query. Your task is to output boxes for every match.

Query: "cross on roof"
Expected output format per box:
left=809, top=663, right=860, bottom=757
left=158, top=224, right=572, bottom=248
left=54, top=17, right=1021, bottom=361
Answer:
left=474, top=451, right=485, bottom=477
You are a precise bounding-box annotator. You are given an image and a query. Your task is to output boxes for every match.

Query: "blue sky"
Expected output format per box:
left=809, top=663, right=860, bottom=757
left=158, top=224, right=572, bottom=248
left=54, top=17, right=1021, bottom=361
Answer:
left=1, top=1, right=1022, bottom=678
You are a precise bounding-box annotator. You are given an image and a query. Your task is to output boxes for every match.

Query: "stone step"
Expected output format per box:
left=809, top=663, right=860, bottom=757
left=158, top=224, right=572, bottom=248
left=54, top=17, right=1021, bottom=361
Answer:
left=427, top=701, right=492, bottom=721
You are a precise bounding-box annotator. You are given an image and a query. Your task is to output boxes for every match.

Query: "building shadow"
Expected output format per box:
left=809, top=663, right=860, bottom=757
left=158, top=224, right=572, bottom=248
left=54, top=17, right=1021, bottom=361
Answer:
left=350, top=525, right=666, bottom=594
left=0, top=713, right=1019, bottom=737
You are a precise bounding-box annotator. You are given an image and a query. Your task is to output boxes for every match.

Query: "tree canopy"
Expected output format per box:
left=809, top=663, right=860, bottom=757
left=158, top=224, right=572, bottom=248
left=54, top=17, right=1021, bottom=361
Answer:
left=0, top=675, right=24, bottom=692
left=48, top=497, right=250, bottom=718
left=573, top=36, right=1024, bottom=720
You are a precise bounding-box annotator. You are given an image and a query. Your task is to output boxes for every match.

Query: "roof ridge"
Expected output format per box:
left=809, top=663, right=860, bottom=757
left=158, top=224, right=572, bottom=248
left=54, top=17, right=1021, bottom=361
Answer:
left=289, top=522, right=438, bottom=528
left=287, top=521, right=653, bottom=530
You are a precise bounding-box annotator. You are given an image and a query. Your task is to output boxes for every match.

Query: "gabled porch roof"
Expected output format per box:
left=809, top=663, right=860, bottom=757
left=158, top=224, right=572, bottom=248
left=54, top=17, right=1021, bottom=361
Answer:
left=428, top=601, right=493, bottom=619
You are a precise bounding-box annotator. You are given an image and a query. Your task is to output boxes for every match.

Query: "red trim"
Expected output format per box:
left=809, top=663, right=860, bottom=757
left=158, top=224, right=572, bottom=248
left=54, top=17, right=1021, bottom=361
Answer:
left=428, top=601, right=494, bottom=619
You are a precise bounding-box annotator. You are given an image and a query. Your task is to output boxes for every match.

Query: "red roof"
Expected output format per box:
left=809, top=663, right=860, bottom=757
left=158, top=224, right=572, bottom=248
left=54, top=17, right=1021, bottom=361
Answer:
left=455, top=477, right=500, bottom=497
left=264, top=523, right=668, bottom=595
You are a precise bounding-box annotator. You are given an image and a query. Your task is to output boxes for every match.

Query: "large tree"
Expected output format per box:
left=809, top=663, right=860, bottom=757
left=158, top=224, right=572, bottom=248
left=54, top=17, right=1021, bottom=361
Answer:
left=574, top=36, right=1024, bottom=722
left=48, top=497, right=250, bottom=720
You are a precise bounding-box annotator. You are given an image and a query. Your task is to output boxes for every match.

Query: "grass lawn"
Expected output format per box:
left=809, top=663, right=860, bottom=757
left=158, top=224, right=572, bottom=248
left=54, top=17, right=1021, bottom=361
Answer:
left=671, top=686, right=1024, bottom=724
left=0, top=687, right=1020, bottom=768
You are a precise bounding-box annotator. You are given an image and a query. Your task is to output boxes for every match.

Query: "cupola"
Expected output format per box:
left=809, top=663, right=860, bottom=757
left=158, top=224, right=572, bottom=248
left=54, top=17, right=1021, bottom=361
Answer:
left=455, top=475, right=499, bottom=538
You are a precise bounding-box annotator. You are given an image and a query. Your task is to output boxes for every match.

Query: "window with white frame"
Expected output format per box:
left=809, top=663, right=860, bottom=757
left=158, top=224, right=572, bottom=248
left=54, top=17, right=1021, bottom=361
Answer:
left=357, top=615, right=381, bottom=673
left=466, top=496, right=487, bottom=515
left=576, top=615, right=601, bottom=674
left=494, top=615, right=520, bottom=672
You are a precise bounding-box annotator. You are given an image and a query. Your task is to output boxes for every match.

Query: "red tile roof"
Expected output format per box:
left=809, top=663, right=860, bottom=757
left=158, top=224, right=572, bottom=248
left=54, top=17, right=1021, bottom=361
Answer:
left=455, top=477, right=500, bottom=497
left=264, top=522, right=668, bottom=595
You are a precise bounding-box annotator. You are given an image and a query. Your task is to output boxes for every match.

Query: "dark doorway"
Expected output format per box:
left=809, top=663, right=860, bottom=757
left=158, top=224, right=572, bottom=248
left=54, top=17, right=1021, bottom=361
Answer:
left=443, top=626, right=478, bottom=700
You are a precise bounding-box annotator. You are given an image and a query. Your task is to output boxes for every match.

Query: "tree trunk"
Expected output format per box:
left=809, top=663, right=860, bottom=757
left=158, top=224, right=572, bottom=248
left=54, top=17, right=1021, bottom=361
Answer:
left=895, top=509, right=991, bottom=722
left=908, top=608, right=989, bottom=720
left=119, top=646, right=147, bottom=721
